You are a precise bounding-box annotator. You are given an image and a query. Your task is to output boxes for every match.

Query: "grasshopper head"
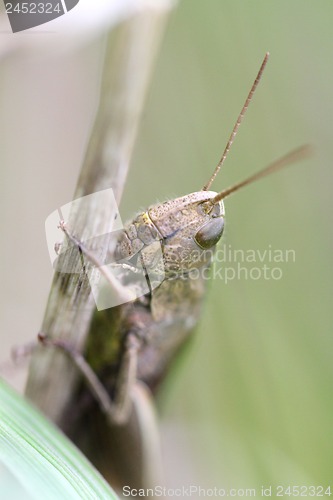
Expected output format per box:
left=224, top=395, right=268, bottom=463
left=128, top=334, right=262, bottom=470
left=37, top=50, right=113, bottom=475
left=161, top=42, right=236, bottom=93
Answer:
left=145, top=55, right=272, bottom=279
left=114, top=53, right=309, bottom=288
left=148, top=191, right=224, bottom=277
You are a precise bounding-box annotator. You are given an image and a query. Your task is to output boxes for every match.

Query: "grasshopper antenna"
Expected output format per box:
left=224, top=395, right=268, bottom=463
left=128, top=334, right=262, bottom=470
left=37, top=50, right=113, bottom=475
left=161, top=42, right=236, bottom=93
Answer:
left=203, top=52, right=270, bottom=191
left=212, top=144, right=312, bottom=204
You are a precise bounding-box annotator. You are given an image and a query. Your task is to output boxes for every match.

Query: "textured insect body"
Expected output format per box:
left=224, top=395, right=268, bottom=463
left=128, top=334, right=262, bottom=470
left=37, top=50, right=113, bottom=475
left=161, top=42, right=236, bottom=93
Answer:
left=59, top=53, right=309, bottom=490
left=115, top=191, right=224, bottom=278
left=84, top=191, right=224, bottom=394
left=105, top=191, right=224, bottom=384
left=66, top=193, right=226, bottom=488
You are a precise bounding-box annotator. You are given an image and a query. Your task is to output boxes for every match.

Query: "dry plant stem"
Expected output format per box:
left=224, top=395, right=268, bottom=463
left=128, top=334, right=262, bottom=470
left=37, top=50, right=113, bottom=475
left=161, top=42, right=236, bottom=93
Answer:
left=25, top=6, right=173, bottom=424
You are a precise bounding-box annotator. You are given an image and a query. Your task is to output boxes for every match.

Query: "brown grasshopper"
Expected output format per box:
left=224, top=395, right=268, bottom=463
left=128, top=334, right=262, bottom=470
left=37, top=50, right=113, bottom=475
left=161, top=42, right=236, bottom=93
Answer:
left=40, top=53, right=309, bottom=490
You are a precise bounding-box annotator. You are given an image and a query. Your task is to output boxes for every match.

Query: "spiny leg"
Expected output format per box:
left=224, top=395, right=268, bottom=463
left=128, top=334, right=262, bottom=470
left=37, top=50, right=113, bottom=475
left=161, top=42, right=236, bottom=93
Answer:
left=38, top=332, right=139, bottom=426
left=52, top=221, right=163, bottom=485
left=38, top=332, right=163, bottom=487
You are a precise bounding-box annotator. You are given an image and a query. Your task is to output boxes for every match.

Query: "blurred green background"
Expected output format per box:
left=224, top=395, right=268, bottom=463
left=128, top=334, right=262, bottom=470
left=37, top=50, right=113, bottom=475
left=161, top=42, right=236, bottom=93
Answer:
left=125, top=0, right=333, bottom=490
left=1, top=0, right=332, bottom=493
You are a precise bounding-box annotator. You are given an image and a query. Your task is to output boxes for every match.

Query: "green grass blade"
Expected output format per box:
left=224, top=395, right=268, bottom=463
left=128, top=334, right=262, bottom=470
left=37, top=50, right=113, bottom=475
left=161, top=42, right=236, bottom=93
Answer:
left=0, top=379, right=118, bottom=500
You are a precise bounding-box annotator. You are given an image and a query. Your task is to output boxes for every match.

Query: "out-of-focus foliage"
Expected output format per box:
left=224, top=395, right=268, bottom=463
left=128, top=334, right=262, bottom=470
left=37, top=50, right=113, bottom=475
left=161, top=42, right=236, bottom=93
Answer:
left=125, top=0, right=333, bottom=490
left=0, top=0, right=331, bottom=492
left=0, top=380, right=117, bottom=499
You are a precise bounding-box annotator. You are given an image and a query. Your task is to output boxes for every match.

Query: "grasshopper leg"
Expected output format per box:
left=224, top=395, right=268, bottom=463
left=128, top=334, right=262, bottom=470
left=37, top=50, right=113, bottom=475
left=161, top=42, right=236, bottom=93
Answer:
left=130, top=380, right=164, bottom=487
left=38, top=332, right=139, bottom=426
left=38, top=332, right=163, bottom=487
left=55, top=221, right=163, bottom=485
left=58, top=220, right=136, bottom=304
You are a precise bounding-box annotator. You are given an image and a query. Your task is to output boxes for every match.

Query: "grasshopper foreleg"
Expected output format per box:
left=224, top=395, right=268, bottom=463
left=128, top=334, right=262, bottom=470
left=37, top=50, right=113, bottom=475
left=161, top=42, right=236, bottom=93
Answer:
left=58, top=220, right=136, bottom=304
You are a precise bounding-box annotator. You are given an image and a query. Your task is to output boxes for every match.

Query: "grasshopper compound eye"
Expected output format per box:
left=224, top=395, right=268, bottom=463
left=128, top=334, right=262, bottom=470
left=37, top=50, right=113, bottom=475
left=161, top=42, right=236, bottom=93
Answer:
left=194, top=217, right=224, bottom=250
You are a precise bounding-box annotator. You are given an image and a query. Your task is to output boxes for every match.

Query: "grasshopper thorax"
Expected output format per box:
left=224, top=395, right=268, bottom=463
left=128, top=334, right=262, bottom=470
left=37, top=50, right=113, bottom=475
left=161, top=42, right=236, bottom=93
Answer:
left=114, top=191, right=224, bottom=280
